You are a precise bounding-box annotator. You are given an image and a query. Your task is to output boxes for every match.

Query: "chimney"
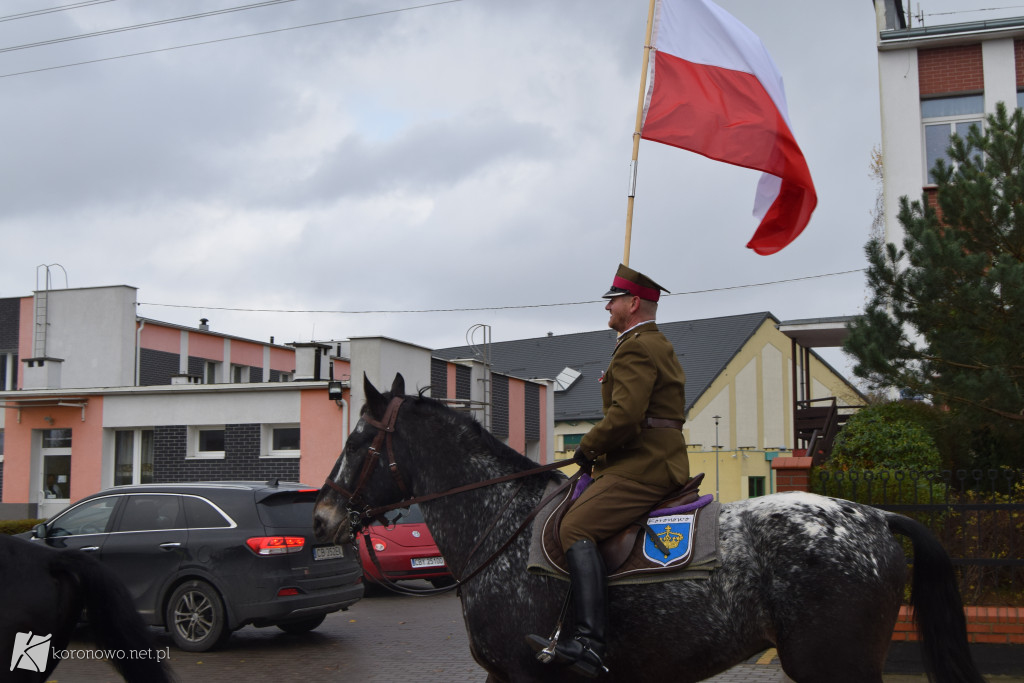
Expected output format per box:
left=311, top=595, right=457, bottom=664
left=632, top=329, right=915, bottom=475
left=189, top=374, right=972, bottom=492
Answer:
left=199, top=318, right=210, bottom=331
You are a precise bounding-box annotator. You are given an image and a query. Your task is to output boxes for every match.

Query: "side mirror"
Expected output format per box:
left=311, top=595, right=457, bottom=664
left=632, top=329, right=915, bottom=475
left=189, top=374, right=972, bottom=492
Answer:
left=33, top=522, right=48, bottom=539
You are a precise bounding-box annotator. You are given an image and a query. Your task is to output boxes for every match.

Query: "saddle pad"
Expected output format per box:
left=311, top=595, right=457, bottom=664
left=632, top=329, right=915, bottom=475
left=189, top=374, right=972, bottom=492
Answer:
left=526, top=480, right=722, bottom=586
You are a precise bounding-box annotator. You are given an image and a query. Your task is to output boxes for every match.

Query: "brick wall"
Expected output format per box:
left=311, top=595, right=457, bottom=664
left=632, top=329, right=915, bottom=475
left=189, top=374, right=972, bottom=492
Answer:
left=456, top=365, right=471, bottom=401
left=525, top=382, right=540, bottom=441
left=1016, top=39, right=1024, bottom=87
left=153, top=423, right=299, bottom=482
left=491, top=374, right=509, bottom=439
left=140, top=348, right=180, bottom=386
left=893, top=606, right=1024, bottom=645
left=431, top=358, right=448, bottom=398
left=918, top=44, right=983, bottom=96
left=0, top=297, right=20, bottom=350
left=770, top=456, right=814, bottom=492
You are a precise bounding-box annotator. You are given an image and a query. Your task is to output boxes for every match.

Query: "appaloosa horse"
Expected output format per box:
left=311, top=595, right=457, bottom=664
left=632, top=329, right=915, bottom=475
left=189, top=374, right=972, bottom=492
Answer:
left=314, top=374, right=984, bottom=683
left=0, top=533, right=172, bottom=683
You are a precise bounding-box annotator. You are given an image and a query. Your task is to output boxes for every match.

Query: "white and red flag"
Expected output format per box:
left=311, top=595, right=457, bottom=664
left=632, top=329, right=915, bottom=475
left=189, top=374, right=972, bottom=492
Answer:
left=640, top=0, right=817, bottom=255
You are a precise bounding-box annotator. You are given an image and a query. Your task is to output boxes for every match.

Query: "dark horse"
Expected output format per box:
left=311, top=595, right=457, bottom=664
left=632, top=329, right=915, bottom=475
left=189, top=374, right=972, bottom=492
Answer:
left=314, top=375, right=985, bottom=683
left=0, top=533, right=173, bottom=683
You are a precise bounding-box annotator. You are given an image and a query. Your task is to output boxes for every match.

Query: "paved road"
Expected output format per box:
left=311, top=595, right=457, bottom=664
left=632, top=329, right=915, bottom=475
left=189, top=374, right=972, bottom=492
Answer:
left=50, top=587, right=1021, bottom=683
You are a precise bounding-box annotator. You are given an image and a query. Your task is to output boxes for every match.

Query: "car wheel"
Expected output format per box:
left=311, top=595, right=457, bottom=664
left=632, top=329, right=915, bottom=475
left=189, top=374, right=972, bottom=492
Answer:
left=275, top=614, right=326, bottom=634
left=166, top=580, right=228, bottom=652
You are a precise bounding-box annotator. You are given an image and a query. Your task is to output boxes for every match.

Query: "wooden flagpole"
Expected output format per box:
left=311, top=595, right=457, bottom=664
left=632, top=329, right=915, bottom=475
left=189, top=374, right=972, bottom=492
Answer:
left=623, top=0, right=658, bottom=267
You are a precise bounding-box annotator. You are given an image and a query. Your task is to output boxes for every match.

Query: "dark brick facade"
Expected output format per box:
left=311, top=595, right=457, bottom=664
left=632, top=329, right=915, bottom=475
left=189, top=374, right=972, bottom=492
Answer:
left=0, top=297, right=20, bottom=349
left=491, top=374, right=508, bottom=439
left=249, top=367, right=263, bottom=383
left=139, top=348, right=181, bottom=386
left=188, top=356, right=211, bottom=378
left=152, top=423, right=298, bottom=483
left=269, top=369, right=282, bottom=382
left=431, top=358, right=448, bottom=398
left=456, top=365, right=472, bottom=401
left=525, top=382, right=540, bottom=441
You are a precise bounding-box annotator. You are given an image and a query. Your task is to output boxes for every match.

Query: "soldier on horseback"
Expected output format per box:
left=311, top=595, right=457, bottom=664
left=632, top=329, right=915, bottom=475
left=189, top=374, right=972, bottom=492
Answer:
left=527, top=263, right=690, bottom=677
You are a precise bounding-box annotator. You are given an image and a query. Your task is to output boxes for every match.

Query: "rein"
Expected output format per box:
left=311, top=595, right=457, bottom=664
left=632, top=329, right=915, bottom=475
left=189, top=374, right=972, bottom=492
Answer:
left=322, top=394, right=579, bottom=593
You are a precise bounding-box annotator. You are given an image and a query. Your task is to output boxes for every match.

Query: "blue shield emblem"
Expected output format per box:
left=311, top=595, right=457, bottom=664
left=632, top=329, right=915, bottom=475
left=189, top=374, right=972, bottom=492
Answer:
left=642, top=513, right=695, bottom=567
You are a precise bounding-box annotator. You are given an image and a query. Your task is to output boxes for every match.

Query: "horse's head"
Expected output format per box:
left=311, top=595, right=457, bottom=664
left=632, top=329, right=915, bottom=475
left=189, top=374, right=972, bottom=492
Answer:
left=313, top=372, right=411, bottom=545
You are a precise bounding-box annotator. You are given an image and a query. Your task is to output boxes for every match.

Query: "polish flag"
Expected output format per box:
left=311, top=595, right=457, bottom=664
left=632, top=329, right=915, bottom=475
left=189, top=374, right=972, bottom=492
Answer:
left=640, top=0, right=817, bottom=255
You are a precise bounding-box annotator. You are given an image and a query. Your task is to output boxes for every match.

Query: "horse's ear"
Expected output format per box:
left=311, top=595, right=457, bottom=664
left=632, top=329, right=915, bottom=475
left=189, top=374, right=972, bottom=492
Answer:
left=364, top=373, right=387, bottom=419
left=391, top=373, right=406, bottom=397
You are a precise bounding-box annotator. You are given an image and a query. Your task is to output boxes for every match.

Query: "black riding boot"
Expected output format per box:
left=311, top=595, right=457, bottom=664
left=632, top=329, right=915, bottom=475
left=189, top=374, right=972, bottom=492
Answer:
left=526, top=539, right=609, bottom=678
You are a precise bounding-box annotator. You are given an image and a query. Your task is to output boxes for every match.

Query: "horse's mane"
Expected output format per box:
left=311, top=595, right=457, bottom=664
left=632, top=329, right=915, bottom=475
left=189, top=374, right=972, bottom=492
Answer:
left=398, top=389, right=563, bottom=481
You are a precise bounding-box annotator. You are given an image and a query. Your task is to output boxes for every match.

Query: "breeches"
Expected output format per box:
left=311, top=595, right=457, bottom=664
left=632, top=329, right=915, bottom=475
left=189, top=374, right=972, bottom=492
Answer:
left=559, top=474, right=676, bottom=553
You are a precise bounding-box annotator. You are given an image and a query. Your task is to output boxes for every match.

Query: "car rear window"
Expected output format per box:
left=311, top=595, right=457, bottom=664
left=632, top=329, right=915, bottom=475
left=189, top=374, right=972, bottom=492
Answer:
left=257, top=491, right=317, bottom=528
left=183, top=496, right=232, bottom=529
left=119, top=495, right=184, bottom=532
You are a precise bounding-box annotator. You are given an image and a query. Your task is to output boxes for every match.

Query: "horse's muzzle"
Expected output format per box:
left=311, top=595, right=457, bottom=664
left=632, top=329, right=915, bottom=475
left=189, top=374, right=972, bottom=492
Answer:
left=312, top=499, right=352, bottom=545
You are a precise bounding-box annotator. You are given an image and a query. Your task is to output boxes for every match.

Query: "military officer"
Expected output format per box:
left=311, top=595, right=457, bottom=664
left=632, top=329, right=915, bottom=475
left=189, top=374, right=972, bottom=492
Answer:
left=527, top=263, right=690, bottom=678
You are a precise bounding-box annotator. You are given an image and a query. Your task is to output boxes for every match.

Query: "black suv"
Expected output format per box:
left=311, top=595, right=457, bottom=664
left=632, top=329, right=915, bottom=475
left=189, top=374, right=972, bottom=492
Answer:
left=23, top=481, right=363, bottom=651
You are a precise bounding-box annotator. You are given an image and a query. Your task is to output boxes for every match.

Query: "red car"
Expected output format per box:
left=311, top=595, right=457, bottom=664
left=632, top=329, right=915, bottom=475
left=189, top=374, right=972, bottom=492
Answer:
left=356, top=504, right=454, bottom=588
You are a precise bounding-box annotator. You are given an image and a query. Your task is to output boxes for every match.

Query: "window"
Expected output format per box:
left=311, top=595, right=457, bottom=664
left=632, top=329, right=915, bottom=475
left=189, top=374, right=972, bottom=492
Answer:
left=114, top=429, right=154, bottom=486
left=921, top=94, right=984, bottom=184
left=262, top=424, right=300, bottom=458
left=41, top=429, right=71, bottom=499
left=561, top=434, right=584, bottom=451
left=231, top=364, right=249, bottom=384
left=748, top=476, right=766, bottom=498
left=118, top=494, right=183, bottom=532
left=204, top=361, right=220, bottom=384
left=49, top=496, right=118, bottom=536
left=188, top=426, right=226, bottom=459
left=183, top=496, right=233, bottom=529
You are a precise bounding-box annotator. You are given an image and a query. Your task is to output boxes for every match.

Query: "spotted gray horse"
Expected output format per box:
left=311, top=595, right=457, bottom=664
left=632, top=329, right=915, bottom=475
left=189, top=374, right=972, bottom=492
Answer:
left=314, top=374, right=984, bottom=683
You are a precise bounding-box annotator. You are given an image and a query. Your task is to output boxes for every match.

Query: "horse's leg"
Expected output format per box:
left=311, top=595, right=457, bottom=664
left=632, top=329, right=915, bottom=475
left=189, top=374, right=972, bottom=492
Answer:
left=772, top=579, right=899, bottom=683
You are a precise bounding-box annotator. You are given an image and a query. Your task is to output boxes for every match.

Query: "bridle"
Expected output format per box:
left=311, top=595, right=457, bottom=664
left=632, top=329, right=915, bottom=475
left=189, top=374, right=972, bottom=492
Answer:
left=323, top=395, right=409, bottom=531
left=322, top=394, right=577, bottom=590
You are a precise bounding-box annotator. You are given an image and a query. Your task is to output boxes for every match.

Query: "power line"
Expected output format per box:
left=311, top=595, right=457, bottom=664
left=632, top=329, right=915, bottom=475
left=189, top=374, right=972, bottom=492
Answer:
left=137, top=269, right=865, bottom=316
left=0, top=0, right=116, bottom=24
left=0, top=0, right=297, bottom=54
left=0, top=0, right=466, bottom=79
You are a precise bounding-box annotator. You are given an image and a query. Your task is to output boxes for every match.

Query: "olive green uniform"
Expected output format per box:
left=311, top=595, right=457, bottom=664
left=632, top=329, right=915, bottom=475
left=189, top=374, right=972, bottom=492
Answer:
left=560, top=321, right=690, bottom=551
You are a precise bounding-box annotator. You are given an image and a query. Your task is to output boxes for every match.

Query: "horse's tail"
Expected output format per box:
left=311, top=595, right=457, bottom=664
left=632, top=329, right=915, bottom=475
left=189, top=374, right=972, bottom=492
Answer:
left=886, top=513, right=986, bottom=683
left=51, top=551, right=174, bottom=683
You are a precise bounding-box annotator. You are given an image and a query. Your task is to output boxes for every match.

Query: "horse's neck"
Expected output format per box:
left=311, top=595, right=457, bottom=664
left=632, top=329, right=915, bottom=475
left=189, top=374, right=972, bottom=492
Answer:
left=406, top=414, right=546, bottom=575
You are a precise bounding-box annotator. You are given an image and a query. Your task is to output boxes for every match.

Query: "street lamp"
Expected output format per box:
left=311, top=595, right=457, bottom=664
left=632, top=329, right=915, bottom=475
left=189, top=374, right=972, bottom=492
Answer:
left=713, top=415, right=721, bottom=501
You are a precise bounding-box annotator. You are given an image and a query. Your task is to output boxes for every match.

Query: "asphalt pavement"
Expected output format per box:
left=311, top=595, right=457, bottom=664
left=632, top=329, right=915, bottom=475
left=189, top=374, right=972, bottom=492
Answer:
left=47, top=587, right=1023, bottom=683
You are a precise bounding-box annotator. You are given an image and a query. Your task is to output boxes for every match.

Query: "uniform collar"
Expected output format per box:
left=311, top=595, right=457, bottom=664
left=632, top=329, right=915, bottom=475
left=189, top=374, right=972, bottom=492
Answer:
left=615, top=320, right=657, bottom=343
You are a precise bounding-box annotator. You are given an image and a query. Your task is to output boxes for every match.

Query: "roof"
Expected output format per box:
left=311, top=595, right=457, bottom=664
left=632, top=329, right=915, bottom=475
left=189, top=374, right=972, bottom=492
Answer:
left=434, top=312, right=776, bottom=422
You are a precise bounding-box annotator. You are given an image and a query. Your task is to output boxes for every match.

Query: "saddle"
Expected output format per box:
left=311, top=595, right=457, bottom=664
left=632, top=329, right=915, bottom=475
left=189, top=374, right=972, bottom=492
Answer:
left=541, top=473, right=714, bottom=579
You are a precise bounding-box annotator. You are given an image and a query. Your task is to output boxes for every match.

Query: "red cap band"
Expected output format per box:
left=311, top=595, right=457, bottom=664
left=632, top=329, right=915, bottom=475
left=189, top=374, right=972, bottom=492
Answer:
left=611, top=275, right=661, bottom=302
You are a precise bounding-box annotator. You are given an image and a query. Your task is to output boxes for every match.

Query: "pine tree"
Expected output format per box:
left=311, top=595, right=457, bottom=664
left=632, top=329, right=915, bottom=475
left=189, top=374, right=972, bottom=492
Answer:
left=844, top=102, right=1024, bottom=467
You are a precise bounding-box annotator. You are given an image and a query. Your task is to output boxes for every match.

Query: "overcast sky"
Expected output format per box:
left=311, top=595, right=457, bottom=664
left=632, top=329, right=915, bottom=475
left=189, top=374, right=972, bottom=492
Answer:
left=0, top=0, right=1015, bottom=378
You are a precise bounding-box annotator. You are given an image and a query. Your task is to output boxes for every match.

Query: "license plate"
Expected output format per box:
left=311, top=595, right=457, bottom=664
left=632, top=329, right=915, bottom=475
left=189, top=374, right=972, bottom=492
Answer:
left=411, top=556, right=445, bottom=568
left=314, top=545, right=345, bottom=561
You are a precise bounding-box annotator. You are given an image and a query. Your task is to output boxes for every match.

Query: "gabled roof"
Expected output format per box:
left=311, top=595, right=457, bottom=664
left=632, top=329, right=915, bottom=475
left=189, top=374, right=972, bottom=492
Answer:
left=434, top=312, right=776, bottom=422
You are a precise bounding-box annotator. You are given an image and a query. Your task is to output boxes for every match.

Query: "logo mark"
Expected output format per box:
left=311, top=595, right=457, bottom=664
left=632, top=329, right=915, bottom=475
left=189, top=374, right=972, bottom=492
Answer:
left=10, top=631, right=52, bottom=673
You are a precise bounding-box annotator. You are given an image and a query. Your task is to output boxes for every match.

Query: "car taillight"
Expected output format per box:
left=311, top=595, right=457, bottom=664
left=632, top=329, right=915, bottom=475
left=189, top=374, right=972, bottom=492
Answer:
left=369, top=536, right=387, bottom=552
left=246, top=536, right=305, bottom=556
left=278, top=587, right=301, bottom=596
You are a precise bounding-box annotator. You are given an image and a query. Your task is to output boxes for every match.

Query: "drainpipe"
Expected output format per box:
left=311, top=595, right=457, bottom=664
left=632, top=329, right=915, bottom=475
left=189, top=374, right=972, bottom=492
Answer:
left=135, top=319, right=146, bottom=386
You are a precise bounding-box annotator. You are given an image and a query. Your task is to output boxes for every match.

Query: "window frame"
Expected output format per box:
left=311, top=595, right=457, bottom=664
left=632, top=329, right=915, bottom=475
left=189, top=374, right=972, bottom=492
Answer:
left=920, top=94, right=984, bottom=186
left=261, top=424, right=301, bottom=459
left=187, top=425, right=226, bottom=460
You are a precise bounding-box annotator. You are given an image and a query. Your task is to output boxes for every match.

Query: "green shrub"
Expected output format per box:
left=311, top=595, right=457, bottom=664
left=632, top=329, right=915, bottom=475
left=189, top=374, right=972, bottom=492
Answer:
left=830, top=401, right=943, bottom=471
left=0, top=519, right=46, bottom=535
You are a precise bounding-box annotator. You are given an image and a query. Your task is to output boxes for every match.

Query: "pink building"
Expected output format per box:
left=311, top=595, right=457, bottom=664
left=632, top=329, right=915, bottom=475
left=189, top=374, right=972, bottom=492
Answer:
left=0, top=285, right=552, bottom=520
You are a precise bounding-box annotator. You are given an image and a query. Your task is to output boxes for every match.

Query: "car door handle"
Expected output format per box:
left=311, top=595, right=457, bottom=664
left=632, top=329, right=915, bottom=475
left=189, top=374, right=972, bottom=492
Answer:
left=80, top=546, right=100, bottom=552
left=159, top=542, right=182, bottom=549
